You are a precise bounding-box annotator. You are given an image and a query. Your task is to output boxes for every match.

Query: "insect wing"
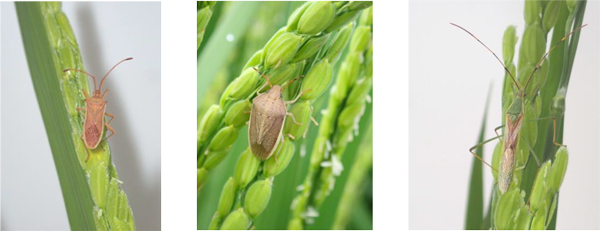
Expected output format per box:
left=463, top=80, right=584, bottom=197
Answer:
left=249, top=95, right=286, bottom=160
left=498, top=113, right=524, bottom=193
left=498, top=146, right=515, bottom=193
left=82, top=102, right=106, bottom=149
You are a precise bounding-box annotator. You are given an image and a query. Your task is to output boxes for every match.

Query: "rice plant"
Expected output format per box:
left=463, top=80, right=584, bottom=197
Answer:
left=198, top=1, right=216, bottom=50
left=197, top=2, right=373, bottom=229
left=288, top=7, right=372, bottom=229
left=16, top=2, right=135, bottom=230
left=463, top=0, right=587, bottom=229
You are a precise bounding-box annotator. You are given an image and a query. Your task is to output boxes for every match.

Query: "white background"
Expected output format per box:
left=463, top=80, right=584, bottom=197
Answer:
left=1, top=2, right=161, bottom=230
left=410, top=0, right=599, bottom=229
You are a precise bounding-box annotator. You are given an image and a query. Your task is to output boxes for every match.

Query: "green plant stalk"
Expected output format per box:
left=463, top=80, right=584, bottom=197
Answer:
left=17, top=2, right=135, bottom=230
left=545, top=1, right=586, bottom=228
left=288, top=6, right=373, bottom=229
left=467, top=0, right=585, bottom=229
left=331, top=121, right=372, bottom=230
left=197, top=1, right=372, bottom=190
left=197, top=1, right=216, bottom=50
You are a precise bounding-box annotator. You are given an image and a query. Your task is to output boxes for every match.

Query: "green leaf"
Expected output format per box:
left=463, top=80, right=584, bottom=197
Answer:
left=15, top=2, right=96, bottom=230
left=465, top=83, right=493, bottom=229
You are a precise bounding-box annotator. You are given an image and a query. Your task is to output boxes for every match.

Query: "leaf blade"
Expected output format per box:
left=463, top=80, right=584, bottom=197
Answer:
left=15, top=2, right=96, bottom=230
left=465, top=83, right=493, bottom=229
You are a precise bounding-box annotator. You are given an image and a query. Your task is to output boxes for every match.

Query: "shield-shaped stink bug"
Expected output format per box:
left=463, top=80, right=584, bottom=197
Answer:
left=248, top=68, right=305, bottom=161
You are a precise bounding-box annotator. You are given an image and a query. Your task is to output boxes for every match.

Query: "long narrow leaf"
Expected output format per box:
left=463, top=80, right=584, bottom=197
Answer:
left=465, top=83, right=493, bottom=229
left=16, top=2, right=96, bottom=230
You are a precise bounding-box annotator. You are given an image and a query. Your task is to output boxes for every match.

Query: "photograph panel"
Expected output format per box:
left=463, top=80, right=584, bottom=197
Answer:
left=1, top=2, right=161, bottom=230
left=197, top=1, right=373, bottom=230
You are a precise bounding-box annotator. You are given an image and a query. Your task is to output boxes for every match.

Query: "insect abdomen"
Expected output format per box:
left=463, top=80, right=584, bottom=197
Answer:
left=85, top=124, right=103, bottom=148
left=498, top=147, right=516, bottom=193
left=248, top=96, right=286, bottom=160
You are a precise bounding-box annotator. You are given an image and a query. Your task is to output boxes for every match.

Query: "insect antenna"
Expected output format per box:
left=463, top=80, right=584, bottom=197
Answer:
left=523, top=24, right=587, bottom=92
left=252, top=67, right=273, bottom=88
left=99, top=57, right=133, bottom=91
left=450, top=23, right=520, bottom=91
left=63, top=68, right=99, bottom=91
left=281, top=75, right=304, bottom=91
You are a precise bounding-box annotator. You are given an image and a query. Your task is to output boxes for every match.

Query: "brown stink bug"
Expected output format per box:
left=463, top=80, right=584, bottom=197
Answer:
left=63, top=57, right=133, bottom=161
left=248, top=67, right=305, bottom=161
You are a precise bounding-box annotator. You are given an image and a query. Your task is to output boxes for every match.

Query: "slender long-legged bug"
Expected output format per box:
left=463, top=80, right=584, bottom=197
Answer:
left=451, top=23, right=586, bottom=194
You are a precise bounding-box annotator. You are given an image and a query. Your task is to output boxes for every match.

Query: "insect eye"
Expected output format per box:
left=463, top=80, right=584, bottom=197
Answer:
left=280, top=93, right=283, bottom=98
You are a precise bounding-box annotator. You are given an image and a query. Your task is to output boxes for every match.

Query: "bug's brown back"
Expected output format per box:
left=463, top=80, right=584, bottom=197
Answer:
left=83, top=98, right=107, bottom=149
left=498, top=113, right=524, bottom=193
left=85, top=124, right=102, bottom=148
left=249, top=89, right=286, bottom=160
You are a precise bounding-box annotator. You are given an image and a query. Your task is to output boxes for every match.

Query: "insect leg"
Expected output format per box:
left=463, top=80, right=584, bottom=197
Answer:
left=521, top=140, right=542, bottom=167
left=252, top=67, right=273, bottom=92
left=105, top=112, right=115, bottom=124
left=286, top=112, right=301, bottom=125
left=285, top=89, right=309, bottom=104
left=549, top=117, right=564, bottom=147
left=308, top=117, right=318, bottom=128
left=85, top=148, right=91, bottom=162
left=309, top=105, right=319, bottom=126
left=518, top=116, right=562, bottom=167
left=256, top=81, right=269, bottom=95
left=76, top=108, right=86, bottom=119
left=303, top=126, right=309, bottom=138
left=82, top=89, right=90, bottom=99
left=102, top=89, right=110, bottom=98
left=286, top=87, right=316, bottom=104
left=494, top=125, right=505, bottom=137
left=534, top=117, right=566, bottom=147
left=469, top=134, right=502, bottom=173
left=104, top=122, right=116, bottom=141
left=80, top=135, right=91, bottom=162
left=281, top=75, right=305, bottom=91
